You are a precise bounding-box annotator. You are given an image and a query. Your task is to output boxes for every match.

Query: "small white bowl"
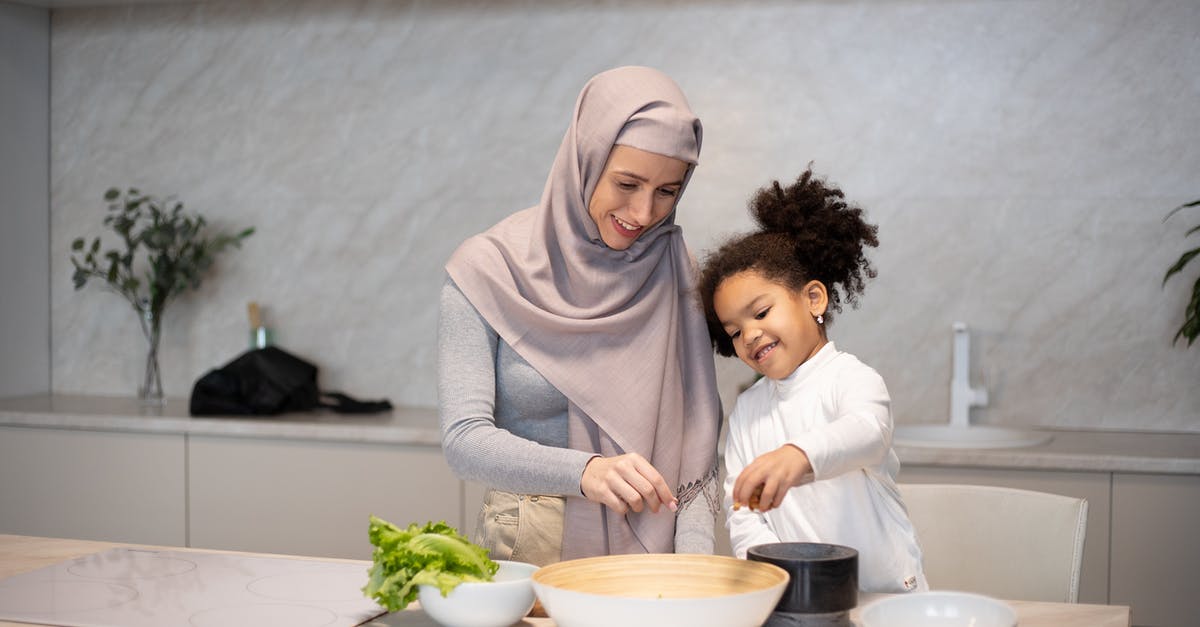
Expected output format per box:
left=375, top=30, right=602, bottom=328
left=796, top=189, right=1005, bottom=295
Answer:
left=417, top=560, right=537, bottom=627
left=859, top=591, right=1017, bottom=627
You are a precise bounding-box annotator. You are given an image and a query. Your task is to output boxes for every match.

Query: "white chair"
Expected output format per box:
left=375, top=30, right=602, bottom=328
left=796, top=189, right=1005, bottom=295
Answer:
left=898, top=483, right=1088, bottom=603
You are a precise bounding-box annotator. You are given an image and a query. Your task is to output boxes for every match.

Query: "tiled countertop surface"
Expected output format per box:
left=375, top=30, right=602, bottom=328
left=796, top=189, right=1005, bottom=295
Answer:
left=1, top=394, right=1197, bottom=474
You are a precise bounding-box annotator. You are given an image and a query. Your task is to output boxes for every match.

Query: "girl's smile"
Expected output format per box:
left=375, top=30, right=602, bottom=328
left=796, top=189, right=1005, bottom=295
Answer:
left=753, top=341, right=778, bottom=363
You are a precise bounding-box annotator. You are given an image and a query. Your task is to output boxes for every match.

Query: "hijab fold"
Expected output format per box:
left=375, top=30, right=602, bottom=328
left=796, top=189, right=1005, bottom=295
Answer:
left=445, top=66, right=721, bottom=559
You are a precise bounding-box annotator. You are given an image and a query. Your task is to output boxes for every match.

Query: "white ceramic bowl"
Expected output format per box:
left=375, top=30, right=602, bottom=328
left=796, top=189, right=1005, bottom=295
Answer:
left=859, top=591, right=1018, bottom=627
left=417, top=560, right=537, bottom=627
left=531, top=553, right=788, bottom=627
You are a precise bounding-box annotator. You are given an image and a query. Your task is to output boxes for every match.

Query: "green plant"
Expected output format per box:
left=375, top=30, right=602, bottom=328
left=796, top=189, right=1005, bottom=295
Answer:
left=70, top=187, right=254, bottom=399
left=363, top=516, right=497, bottom=612
left=1163, top=199, right=1200, bottom=346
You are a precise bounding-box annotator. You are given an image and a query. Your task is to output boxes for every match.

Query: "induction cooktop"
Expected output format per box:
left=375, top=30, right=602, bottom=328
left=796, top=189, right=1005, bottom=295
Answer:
left=0, top=547, right=387, bottom=627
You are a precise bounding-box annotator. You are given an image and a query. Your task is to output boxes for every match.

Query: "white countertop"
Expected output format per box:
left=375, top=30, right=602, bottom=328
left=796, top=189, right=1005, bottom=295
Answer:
left=0, top=394, right=440, bottom=446
left=1, top=394, right=1198, bottom=474
left=894, top=427, right=1200, bottom=474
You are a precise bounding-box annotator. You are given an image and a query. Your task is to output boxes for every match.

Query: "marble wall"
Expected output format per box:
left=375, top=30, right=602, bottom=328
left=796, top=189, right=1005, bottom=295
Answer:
left=50, top=0, right=1200, bottom=432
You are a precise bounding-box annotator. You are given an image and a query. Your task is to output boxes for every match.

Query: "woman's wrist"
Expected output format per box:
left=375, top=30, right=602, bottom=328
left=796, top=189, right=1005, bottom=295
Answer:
left=579, top=454, right=603, bottom=497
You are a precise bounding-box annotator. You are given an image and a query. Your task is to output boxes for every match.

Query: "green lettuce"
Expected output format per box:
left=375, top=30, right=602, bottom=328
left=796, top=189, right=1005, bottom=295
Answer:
left=363, top=516, right=498, bottom=612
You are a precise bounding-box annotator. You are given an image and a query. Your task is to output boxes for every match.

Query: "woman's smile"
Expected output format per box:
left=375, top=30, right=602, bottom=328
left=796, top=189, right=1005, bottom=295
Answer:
left=611, top=215, right=643, bottom=237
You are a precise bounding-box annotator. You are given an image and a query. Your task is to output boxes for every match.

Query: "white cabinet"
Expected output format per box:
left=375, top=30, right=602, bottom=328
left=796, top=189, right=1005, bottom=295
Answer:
left=899, top=465, right=1111, bottom=606
left=0, top=426, right=186, bottom=546
left=1110, top=472, right=1200, bottom=627
left=0, top=425, right=464, bottom=559
left=188, top=435, right=462, bottom=560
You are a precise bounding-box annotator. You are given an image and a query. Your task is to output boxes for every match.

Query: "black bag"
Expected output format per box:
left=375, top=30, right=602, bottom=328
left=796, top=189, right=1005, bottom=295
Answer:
left=189, top=346, right=393, bottom=416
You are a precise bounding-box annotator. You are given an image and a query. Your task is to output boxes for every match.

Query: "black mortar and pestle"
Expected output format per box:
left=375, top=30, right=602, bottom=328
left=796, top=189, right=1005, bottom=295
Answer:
left=747, top=542, right=858, bottom=627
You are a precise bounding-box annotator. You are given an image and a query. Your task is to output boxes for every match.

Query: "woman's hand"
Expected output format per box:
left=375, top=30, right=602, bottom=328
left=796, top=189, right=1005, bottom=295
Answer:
left=581, top=453, right=678, bottom=515
left=731, top=444, right=812, bottom=513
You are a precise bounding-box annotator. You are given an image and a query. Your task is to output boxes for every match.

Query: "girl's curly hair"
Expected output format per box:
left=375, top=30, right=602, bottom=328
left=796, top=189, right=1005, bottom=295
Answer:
left=697, top=167, right=879, bottom=357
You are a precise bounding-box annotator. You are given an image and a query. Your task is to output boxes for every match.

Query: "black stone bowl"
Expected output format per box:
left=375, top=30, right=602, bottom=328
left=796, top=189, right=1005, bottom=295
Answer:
left=746, top=542, right=858, bottom=614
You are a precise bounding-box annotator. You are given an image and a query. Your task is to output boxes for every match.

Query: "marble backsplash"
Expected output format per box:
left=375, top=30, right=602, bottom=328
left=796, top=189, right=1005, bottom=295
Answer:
left=49, top=0, right=1200, bottom=432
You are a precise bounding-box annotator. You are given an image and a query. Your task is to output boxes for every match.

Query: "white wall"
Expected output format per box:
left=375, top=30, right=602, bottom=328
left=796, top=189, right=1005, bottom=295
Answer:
left=0, top=2, right=50, bottom=397
left=45, top=0, right=1200, bottom=432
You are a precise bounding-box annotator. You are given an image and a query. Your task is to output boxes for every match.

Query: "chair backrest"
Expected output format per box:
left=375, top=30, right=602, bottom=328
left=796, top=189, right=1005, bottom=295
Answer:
left=898, top=483, right=1087, bottom=603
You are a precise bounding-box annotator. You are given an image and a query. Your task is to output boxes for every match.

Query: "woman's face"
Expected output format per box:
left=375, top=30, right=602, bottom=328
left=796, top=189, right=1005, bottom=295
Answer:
left=712, top=270, right=828, bottom=380
left=588, top=145, right=689, bottom=250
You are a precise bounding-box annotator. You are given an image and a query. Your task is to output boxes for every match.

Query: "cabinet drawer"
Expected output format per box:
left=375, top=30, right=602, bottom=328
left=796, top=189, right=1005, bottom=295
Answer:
left=188, top=436, right=460, bottom=559
left=1111, top=473, right=1200, bottom=627
left=0, top=426, right=185, bottom=545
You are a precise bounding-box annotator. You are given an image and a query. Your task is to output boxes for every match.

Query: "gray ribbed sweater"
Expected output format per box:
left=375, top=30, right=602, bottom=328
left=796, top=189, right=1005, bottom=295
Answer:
left=437, top=278, right=716, bottom=553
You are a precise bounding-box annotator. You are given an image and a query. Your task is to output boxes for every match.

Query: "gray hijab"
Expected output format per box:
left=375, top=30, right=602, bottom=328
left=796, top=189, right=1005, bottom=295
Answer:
left=445, top=66, right=721, bottom=559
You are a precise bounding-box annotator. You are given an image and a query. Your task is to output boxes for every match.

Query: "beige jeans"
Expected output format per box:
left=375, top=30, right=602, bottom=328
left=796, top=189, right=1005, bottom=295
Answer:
left=473, top=489, right=565, bottom=567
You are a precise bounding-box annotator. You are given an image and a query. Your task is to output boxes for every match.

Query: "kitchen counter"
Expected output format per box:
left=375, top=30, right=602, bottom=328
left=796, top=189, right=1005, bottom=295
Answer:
left=0, top=534, right=1130, bottom=627
left=894, top=427, right=1200, bottom=475
left=0, top=393, right=441, bottom=446
left=2, top=396, right=1189, bottom=623
left=1, top=394, right=1198, bottom=474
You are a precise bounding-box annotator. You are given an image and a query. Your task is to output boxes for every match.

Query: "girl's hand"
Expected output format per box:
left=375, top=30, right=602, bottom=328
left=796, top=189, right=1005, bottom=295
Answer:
left=731, top=444, right=812, bottom=513
left=581, top=453, right=678, bottom=515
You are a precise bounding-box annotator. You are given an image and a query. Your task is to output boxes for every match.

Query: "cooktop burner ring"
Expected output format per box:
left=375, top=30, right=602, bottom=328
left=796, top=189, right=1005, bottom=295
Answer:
left=246, top=566, right=372, bottom=603
left=67, top=549, right=198, bottom=580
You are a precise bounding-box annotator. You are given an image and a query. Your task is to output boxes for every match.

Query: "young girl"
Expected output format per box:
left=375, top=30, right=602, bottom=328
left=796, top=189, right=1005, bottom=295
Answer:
left=698, top=168, right=926, bottom=593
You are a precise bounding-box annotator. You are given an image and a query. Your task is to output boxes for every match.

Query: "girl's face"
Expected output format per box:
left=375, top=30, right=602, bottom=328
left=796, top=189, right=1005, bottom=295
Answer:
left=712, top=270, right=828, bottom=380
left=588, top=145, right=688, bottom=250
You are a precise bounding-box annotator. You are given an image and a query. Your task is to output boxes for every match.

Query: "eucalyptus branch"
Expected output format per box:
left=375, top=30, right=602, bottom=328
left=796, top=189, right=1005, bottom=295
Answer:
left=70, top=187, right=255, bottom=328
left=1163, top=199, right=1200, bottom=347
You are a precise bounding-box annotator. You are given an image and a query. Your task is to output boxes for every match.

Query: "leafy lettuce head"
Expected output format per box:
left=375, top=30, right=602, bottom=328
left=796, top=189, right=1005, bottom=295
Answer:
left=363, top=516, right=498, bottom=612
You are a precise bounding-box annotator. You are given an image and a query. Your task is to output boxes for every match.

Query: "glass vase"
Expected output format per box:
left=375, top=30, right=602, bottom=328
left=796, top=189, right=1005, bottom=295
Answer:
left=138, top=302, right=164, bottom=404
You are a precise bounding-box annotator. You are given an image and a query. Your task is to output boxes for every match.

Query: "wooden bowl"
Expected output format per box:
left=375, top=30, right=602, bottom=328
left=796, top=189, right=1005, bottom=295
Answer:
left=531, top=554, right=788, bottom=627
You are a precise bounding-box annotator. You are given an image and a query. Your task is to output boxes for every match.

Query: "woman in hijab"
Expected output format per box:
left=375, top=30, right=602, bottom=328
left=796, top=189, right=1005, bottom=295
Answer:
left=439, top=66, right=722, bottom=565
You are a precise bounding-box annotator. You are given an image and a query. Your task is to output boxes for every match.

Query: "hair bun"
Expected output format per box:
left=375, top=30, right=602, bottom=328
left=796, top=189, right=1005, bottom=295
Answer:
left=748, top=167, right=879, bottom=313
left=696, top=167, right=879, bottom=358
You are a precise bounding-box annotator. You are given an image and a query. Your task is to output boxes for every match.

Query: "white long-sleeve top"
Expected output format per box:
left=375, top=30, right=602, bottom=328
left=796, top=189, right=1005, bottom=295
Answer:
left=723, top=342, right=927, bottom=593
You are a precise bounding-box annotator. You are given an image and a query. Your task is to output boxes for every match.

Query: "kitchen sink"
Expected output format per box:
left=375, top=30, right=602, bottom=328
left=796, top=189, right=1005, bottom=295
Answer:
left=893, top=425, right=1053, bottom=449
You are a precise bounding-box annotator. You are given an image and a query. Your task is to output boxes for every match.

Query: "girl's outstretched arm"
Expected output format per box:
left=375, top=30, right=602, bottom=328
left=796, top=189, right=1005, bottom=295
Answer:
left=790, top=365, right=891, bottom=481
left=723, top=416, right=782, bottom=557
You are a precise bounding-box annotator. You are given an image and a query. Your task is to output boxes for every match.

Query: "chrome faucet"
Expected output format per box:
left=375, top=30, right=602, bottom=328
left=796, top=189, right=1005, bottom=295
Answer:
left=950, top=322, right=989, bottom=428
